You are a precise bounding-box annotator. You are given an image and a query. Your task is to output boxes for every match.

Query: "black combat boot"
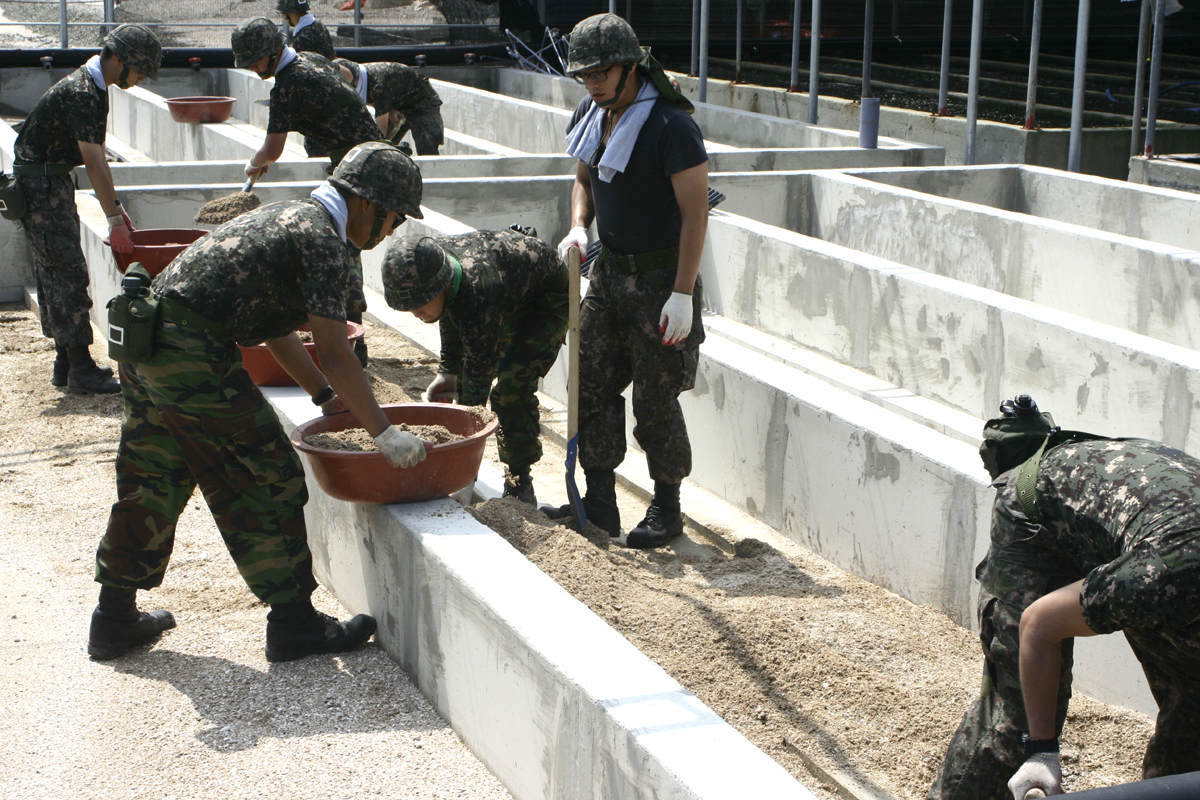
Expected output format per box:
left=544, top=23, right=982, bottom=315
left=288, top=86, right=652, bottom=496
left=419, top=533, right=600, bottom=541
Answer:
left=87, top=586, right=176, bottom=660
left=353, top=336, right=368, bottom=367
left=626, top=481, right=685, bottom=549
left=53, top=343, right=112, bottom=388
left=542, top=469, right=621, bottom=538
left=265, top=598, right=377, bottom=663
left=66, top=345, right=119, bottom=394
left=502, top=464, right=537, bottom=506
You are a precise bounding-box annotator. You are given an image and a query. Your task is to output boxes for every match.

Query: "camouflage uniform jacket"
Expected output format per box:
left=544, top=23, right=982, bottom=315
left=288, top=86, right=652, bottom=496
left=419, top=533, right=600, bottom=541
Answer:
left=14, top=66, right=107, bottom=165
left=290, top=18, right=336, bottom=61
left=437, top=230, right=567, bottom=407
left=268, top=52, right=380, bottom=152
left=364, top=62, right=441, bottom=115
left=154, top=198, right=357, bottom=345
left=980, top=438, right=1200, bottom=644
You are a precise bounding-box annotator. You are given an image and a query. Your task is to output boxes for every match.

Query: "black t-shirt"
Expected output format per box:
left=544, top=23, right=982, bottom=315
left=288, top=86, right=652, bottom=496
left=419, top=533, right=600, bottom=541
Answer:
left=567, top=94, right=707, bottom=255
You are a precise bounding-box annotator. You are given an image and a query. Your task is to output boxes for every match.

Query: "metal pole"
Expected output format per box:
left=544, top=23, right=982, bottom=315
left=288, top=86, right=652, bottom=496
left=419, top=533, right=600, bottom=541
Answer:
left=1130, top=0, right=1152, bottom=159
left=808, top=0, right=822, bottom=124
left=862, top=0, right=874, bottom=98
left=609, top=0, right=616, bottom=13
left=1023, top=0, right=1044, bottom=129
left=690, top=0, right=700, bottom=77
left=59, top=0, right=68, bottom=49
left=1067, top=0, right=1091, bottom=173
left=538, top=0, right=546, bottom=29
left=699, top=0, right=710, bottom=102
left=626, top=0, right=631, bottom=24
left=354, top=0, right=362, bottom=47
left=1144, top=0, right=1166, bottom=156
left=965, top=0, right=984, bottom=165
left=789, top=0, right=802, bottom=92
left=735, top=0, right=743, bottom=81
left=891, top=0, right=899, bottom=39
left=936, top=0, right=952, bottom=115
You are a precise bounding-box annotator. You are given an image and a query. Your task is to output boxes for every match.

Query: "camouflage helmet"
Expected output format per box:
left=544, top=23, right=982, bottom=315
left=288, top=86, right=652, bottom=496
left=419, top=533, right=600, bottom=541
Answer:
left=329, top=142, right=424, bottom=219
left=231, top=18, right=285, bottom=69
left=566, top=14, right=643, bottom=76
left=275, top=0, right=310, bottom=14
left=103, top=24, right=163, bottom=81
left=382, top=236, right=454, bottom=311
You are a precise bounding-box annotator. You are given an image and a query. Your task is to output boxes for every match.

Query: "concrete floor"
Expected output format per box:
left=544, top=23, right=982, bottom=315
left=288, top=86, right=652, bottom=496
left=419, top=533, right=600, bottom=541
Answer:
left=3, top=61, right=1195, bottom=798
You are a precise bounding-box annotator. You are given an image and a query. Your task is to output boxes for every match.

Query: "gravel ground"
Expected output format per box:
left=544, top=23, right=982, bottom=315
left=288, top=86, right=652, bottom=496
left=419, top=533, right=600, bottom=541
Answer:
left=0, top=308, right=512, bottom=800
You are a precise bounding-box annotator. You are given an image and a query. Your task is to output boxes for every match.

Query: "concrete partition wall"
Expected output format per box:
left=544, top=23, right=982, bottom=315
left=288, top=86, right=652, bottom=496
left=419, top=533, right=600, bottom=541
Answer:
left=1128, top=155, right=1200, bottom=195
left=797, top=171, right=1200, bottom=351
left=850, top=164, right=1200, bottom=253
left=700, top=211, right=1200, bottom=455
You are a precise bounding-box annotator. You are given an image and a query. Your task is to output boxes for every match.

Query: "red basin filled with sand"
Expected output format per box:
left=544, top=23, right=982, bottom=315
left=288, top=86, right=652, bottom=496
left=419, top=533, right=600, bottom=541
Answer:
left=165, top=95, right=236, bottom=124
left=239, top=322, right=364, bottom=386
left=106, top=228, right=208, bottom=276
left=291, top=403, right=499, bottom=504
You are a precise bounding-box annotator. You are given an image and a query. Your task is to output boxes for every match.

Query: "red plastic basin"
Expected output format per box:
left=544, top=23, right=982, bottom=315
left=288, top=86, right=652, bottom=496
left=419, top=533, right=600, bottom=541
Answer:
left=166, top=96, right=236, bottom=124
left=239, top=322, right=365, bottom=387
left=291, top=403, right=499, bottom=504
left=106, top=228, right=208, bottom=276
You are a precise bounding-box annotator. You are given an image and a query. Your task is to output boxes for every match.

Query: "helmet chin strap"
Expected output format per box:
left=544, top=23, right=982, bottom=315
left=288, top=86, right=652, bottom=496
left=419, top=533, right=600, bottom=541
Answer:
left=594, top=64, right=633, bottom=109
left=257, top=52, right=280, bottom=80
left=363, top=206, right=388, bottom=250
left=116, top=64, right=132, bottom=89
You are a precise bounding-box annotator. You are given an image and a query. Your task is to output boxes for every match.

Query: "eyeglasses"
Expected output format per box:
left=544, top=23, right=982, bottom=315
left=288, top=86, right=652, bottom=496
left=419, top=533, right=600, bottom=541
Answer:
left=573, top=65, right=614, bottom=85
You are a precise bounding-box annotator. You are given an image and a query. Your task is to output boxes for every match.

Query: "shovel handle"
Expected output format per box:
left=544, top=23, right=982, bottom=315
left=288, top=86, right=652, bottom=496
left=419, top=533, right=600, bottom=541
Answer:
left=242, top=173, right=258, bottom=193
left=1024, top=790, right=1047, bottom=799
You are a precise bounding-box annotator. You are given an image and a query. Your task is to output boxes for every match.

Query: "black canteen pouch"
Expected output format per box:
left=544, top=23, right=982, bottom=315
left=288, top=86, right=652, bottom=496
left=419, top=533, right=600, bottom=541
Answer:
left=0, top=173, right=26, bottom=221
left=106, top=263, right=160, bottom=364
left=979, top=410, right=1057, bottom=481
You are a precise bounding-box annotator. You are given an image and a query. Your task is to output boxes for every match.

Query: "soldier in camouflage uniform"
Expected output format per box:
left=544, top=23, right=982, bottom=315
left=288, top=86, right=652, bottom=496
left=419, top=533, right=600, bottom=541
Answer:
left=12, top=24, right=162, bottom=394
left=547, top=14, right=709, bottom=548
left=233, top=17, right=385, bottom=364
left=334, top=58, right=444, bottom=156
left=382, top=229, right=568, bottom=504
left=930, top=433, right=1200, bottom=800
left=88, top=143, right=427, bottom=663
left=278, top=0, right=337, bottom=61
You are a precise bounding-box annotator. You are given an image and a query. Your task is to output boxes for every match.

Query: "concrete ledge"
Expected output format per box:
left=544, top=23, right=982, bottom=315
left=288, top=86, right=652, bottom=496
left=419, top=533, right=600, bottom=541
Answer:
left=1128, top=154, right=1200, bottom=195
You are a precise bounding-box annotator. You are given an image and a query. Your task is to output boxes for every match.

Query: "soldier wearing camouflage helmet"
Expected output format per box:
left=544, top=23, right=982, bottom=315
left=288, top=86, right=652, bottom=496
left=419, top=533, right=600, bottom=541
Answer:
left=546, top=14, right=708, bottom=548
left=334, top=58, right=444, bottom=155
left=277, top=0, right=336, bottom=61
left=88, top=143, right=423, bottom=664
left=11, top=23, right=163, bottom=394
left=382, top=228, right=568, bottom=504
left=930, top=398, right=1200, bottom=800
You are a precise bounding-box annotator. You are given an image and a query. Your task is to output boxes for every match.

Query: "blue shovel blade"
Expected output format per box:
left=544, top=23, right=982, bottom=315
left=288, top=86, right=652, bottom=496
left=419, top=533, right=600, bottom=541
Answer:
left=565, top=435, right=587, bottom=530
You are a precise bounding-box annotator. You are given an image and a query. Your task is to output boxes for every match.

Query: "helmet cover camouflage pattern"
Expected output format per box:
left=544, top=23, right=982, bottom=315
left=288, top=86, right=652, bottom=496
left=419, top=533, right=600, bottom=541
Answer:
left=566, top=14, right=643, bottom=76
left=329, top=142, right=424, bottom=219
left=232, top=18, right=286, bottom=69
left=382, top=235, right=454, bottom=311
left=103, top=24, right=163, bottom=81
left=275, top=0, right=310, bottom=14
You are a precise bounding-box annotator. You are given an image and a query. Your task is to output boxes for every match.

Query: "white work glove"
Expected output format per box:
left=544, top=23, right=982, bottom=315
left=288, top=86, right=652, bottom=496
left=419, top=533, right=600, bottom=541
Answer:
left=557, top=225, right=588, bottom=261
left=1008, top=753, right=1062, bottom=800
left=422, top=373, right=457, bottom=403
left=245, top=158, right=268, bottom=179
left=373, top=425, right=428, bottom=469
left=658, top=291, right=693, bottom=346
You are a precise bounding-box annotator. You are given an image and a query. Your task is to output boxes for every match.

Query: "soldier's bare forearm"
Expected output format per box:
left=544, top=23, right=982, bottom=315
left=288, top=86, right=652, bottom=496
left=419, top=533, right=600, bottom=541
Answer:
left=1018, top=579, right=1095, bottom=740
left=78, top=140, right=121, bottom=217
left=265, top=332, right=327, bottom=396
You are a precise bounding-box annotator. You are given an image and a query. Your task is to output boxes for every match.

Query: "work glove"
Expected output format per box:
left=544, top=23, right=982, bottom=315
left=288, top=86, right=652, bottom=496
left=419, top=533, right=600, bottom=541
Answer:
left=319, top=395, right=346, bottom=416
left=1008, top=753, right=1062, bottom=800
left=658, top=291, right=693, bottom=346
left=245, top=158, right=268, bottom=179
left=557, top=225, right=588, bottom=261
left=422, top=373, right=457, bottom=403
left=118, top=206, right=135, bottom=232
left=107, top=213, right=134, bottom=254
left=374, top=425, right=428, bottom=469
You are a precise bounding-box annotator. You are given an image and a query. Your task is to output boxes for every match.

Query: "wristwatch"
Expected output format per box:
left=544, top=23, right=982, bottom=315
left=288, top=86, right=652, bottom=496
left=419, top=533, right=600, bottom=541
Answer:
left=1022, top=734, right=1060, bottom=756
left=312, top=385, right=335, bottom=406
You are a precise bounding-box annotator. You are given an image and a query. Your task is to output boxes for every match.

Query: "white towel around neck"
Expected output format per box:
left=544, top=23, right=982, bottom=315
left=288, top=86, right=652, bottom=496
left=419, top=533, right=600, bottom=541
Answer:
left=566, top=78, right=659, bottom=183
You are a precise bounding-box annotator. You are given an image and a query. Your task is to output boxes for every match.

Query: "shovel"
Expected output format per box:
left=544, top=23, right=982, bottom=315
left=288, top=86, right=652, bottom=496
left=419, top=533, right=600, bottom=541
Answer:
left=194, top=172, right=262, bottom=225
left=565, top=244, right=586, bottom=530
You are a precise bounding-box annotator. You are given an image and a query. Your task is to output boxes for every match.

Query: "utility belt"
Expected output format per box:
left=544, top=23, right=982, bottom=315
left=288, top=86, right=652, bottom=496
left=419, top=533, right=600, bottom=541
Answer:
left=157, top=295, right=234, bottom=346
left=600, top=244, right=679, bottom=275
left=11, top=162, right=77, bottom=177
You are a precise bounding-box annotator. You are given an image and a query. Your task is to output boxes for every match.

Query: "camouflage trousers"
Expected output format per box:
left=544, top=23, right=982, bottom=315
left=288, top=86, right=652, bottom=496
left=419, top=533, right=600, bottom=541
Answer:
left=929, top=487, right=1200, bottom=799
left=577, top=259, right=704, bottom=483
left=96, top=318, right=317, bottom=605
left=395, top=105, right=444, bottom=156
left=18, top=173, right=94, bottom=346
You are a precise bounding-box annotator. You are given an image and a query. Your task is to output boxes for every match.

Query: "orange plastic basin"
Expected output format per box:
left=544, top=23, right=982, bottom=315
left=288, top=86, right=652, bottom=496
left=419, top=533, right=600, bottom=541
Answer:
left=291, top=403, right=499, bottom=504
left=239, top=322, right=365, bottom=386
left=166, top=96, right=236, bottom=124
left=106, top=228, right=208, bottom=276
